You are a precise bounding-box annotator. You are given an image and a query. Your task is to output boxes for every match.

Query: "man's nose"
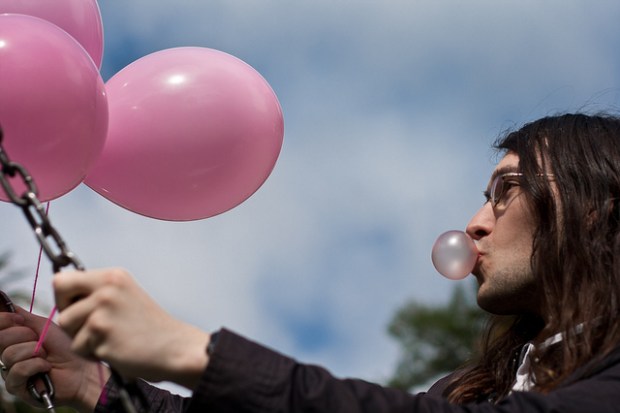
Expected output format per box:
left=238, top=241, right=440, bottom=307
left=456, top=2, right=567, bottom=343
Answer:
left=466, top=202, right=494, bottom=240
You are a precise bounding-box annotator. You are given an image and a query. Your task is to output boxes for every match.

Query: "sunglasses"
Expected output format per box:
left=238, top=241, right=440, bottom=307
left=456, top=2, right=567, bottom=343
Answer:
left=484, top=172, right=553, bottom=207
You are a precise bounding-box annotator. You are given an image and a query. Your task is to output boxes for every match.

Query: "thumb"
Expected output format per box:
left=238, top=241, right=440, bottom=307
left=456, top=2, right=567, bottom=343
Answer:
left=14, top=306, right=50, bottom=334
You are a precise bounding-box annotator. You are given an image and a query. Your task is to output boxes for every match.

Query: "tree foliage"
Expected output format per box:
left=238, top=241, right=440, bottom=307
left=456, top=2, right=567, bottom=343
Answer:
left=387, top=282, right=488, bottom=391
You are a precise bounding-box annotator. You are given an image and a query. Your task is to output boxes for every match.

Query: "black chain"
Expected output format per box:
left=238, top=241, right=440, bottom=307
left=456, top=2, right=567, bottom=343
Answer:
left=0, top=127, right=84, bottom=273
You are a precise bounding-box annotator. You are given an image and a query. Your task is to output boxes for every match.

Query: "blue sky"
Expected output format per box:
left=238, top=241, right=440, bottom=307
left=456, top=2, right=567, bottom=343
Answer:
left=2, top=0, right=620, bottom=395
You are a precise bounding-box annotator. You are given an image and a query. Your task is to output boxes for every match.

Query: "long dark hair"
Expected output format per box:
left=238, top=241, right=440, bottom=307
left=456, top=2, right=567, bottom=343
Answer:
left=446, top=113, right=620, bottom=403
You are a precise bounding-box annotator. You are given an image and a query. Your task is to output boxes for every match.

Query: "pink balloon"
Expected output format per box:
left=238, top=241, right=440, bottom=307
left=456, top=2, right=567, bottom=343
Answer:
left=431, top=230, right=478, bottom=280
left=85, top=47, right=284, bottom=221
left=0, top=14, right=108, bottom=202
left=0, top=0, right=104, bottom=67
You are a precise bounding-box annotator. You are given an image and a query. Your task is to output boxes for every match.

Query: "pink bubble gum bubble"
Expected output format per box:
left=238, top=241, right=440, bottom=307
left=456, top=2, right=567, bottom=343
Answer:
left=431, top=230, right=478, bottom=280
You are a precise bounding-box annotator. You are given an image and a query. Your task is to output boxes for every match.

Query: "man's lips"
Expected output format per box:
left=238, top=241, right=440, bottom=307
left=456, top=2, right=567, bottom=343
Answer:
left=472, top=252, right=484, bottom=276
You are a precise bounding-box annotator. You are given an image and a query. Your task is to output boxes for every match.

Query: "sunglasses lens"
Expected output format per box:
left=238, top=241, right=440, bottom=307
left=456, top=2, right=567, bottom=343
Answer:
left=491, top=176, right=503, bottom=205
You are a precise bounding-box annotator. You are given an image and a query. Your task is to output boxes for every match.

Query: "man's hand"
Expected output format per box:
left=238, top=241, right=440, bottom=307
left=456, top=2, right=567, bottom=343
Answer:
left=54, top=268, right=211, bottom=390
left=0, top=307, right=110, bottom=412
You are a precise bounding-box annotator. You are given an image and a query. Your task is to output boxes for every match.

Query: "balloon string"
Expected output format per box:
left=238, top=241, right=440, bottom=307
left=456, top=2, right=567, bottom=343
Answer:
left=98, top=363, right=108, bottom=405
left=29, top=201, right=56, bottom=355
left=33, top=305, right=57, bottom=355
left=29, top=202, right=51, bottom=313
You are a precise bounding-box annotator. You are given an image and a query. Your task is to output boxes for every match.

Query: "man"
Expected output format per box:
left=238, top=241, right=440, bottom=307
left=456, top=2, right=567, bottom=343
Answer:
left=1, top=113, right=620, bottom=412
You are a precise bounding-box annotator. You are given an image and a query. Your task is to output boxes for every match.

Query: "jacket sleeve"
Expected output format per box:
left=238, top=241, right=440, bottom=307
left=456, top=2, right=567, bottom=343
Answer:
left=93, top=328, right=620, bottom=413
left=94, top=377, right=191, bottom=413
left=183, top=329, right=620, bottom=413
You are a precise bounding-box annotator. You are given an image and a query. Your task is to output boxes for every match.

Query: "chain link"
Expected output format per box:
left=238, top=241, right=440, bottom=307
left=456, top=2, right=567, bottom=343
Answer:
left=0, top=126, right=84, bottom=273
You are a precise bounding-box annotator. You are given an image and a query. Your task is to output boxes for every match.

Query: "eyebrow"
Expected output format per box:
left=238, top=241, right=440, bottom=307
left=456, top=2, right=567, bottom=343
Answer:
left=488, top=165, right=520, bottom=183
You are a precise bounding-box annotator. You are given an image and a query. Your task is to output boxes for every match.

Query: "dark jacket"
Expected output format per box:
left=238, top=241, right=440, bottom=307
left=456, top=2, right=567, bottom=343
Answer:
left=95, top=328, right=620, bottom=412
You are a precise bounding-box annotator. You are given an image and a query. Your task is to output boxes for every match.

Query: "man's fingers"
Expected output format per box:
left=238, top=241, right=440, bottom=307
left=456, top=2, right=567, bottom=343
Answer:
left=56, top=293, right=102, bottom=339
left=2, top=342, right=48, bottom=368
left=0, top=312, right=24, bottom=330
left=53, top=271, right=97, bottom=311
left=0, top=325, right=38, bottom=354
left=4, top=356, right=52, bottom=396
left=53, top=268, right=129, bottom=311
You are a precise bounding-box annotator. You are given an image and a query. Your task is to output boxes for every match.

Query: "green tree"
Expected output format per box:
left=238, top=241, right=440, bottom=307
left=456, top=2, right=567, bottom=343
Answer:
left=387, top=282, right=488, bottom=391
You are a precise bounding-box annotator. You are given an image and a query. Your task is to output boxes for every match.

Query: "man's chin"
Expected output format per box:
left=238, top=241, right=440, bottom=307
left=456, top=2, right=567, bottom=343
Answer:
left=476, top=292, right=518, bottom=315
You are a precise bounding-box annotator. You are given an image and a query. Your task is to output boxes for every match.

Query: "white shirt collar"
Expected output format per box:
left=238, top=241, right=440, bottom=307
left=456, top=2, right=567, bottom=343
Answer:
left=510, top=327, right=576, bottom=392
